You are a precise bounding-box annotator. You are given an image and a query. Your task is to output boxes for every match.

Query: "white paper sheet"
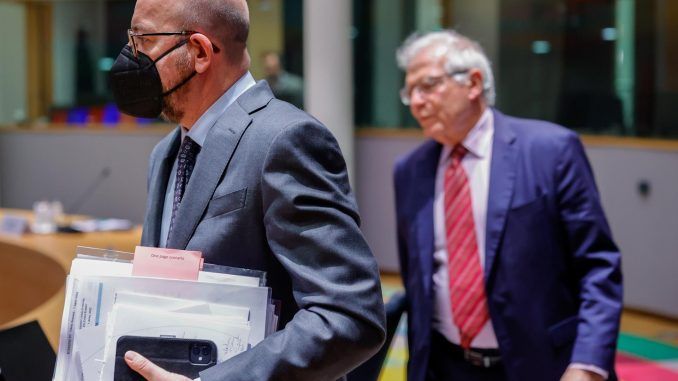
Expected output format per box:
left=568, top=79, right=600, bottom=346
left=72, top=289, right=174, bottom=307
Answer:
left=74, top=325, right=107, bottom=381
left=114, top=292, right=250, bottom=322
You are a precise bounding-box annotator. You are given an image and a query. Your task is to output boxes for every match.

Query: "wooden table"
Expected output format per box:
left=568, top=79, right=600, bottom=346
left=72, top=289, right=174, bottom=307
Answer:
left=0, top=209, right=141, bottom=349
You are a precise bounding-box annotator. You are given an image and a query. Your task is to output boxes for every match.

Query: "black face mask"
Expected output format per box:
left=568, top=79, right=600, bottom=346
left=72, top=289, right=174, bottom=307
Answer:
left=109, top=40, right=197, bottom=118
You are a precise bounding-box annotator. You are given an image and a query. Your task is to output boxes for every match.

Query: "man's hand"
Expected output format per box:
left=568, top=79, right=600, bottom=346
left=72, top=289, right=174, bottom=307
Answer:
left=124, top=351, right=193, bottom=381
left=560, top=368, right=605, bottom=381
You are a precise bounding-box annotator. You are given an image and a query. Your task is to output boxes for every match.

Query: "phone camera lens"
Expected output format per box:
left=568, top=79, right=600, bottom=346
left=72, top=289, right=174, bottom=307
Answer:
left=189, top=342, right=212, bottom=365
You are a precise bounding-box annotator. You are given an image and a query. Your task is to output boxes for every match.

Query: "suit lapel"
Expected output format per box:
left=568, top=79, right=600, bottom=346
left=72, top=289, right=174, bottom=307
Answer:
left=485, top=109, right=518, bottom=280
left=166, top=104, right=251, bottom=249
left=167, top=81, right=274, bottom=249
left=413, top=140, right=442, bottom=297
left=141, top=128, right=181, bottom=247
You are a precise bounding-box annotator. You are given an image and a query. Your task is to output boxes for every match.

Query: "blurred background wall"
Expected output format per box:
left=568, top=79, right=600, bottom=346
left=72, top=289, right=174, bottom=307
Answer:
left=0, top=2, right=28, bottom=125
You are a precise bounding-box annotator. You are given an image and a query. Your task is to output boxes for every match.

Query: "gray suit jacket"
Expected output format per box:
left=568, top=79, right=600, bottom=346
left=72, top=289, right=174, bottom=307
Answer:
left=141, top=81, right=386, bottom=381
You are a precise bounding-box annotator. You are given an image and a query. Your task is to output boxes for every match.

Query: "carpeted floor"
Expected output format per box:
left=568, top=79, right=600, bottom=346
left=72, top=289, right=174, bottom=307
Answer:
left=378, top=281, right=678, bottom=381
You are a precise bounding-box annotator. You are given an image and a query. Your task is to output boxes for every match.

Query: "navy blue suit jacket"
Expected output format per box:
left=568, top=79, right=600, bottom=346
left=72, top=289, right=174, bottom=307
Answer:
left=393, top=109, right=623, bottom=381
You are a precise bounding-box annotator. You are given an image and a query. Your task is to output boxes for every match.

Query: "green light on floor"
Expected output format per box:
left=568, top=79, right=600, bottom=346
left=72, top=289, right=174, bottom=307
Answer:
left=618, top=333, right=678, bottom=361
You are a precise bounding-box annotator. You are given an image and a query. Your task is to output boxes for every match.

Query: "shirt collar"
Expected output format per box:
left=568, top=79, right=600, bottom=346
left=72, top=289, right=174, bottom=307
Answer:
left=180, top=71, right=256, bottom=147
left=462, top=108, right=493, bottom=158
left=441, top=108, right=494, bottom=160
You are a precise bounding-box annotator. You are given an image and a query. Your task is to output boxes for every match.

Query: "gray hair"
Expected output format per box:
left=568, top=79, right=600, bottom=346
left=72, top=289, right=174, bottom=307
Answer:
left=396, top=30, right=496, bottom=105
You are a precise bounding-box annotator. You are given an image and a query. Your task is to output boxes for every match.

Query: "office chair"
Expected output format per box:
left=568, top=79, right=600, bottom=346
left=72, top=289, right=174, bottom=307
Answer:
left=0, top=321, right=55, bottom=381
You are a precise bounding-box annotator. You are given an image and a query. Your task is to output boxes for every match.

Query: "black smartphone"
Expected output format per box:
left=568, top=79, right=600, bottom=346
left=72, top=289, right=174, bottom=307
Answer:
left=114, top=336, right=218, bottom=381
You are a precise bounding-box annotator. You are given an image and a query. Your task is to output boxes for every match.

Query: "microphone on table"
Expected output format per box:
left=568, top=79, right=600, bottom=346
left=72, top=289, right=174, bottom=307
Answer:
left=68, top=167, right=112, bottom=215
left=57, top=167, right=112, bottom=233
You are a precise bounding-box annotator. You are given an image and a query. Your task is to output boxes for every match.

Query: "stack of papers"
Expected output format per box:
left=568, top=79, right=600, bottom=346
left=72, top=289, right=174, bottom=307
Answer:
left=53, top=247, right=276, bottom=381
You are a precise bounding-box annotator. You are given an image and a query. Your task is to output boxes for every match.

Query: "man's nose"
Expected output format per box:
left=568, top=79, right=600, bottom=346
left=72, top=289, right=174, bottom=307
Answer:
left=410, top=89, right=427, bottom=108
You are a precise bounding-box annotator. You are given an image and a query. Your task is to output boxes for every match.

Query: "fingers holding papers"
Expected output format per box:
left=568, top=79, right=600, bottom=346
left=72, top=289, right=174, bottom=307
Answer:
left=124, top=351, right=193, bottom=381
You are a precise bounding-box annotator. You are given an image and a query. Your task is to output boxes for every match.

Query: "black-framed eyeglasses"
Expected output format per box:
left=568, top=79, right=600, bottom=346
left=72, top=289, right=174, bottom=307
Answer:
left=127, top=29, right=221, bottom=58
left=400, top=69, right=470, bottom=106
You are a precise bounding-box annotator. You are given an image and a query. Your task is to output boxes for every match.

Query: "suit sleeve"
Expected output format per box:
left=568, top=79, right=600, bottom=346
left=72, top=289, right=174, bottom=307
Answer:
left=201, top=120, right=386, bottom=381
left=392, top=160, right=415, bottom=358
left=555, top=133, right=623, bottom=373
left=392, top=160, right=411, bottom=312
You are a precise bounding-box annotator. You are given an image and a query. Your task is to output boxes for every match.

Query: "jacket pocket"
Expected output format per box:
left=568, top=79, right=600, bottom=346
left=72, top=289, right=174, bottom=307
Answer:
left=204, top=188, right=247, bottom=220
left=548, top=315, right=578, bottom=348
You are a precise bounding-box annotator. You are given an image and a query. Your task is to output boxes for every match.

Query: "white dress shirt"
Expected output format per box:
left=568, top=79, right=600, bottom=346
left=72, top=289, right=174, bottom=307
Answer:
left=159, top=72, right=256, bottom=247
left=431, top=108, right=498, bottom=349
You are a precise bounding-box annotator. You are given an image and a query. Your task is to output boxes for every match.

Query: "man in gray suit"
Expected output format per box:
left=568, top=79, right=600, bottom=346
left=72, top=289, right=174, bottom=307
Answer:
left=108, top=0, right=386, bottom=380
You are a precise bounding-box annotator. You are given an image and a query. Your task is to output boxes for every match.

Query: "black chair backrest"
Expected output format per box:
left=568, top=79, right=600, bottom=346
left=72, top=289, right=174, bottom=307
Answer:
left=0, top=321, right=55, bottom=381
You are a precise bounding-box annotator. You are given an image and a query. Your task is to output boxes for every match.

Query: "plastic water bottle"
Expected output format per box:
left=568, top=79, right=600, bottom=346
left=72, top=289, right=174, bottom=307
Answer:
left=32, top=200, right=56, bottom=234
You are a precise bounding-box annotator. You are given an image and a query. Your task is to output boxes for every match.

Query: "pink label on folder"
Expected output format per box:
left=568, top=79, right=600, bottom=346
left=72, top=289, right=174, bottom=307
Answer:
left=132, top=246, right=204, bottom=280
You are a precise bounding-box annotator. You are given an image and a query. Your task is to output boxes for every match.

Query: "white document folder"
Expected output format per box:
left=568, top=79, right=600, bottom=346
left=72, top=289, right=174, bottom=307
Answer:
left=53, top=247, right=275, bottom=381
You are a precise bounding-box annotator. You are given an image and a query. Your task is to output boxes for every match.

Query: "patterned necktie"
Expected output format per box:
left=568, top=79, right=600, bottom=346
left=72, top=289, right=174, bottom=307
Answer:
left=167, top=136, right=201, bottom=245
left=444, top=144, right=490, bottom=348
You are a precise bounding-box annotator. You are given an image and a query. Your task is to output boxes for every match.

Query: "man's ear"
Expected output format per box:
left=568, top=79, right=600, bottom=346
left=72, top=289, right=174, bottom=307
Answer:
left=190, top=34, right=215, bottom=74
left=467, top=68, right=485, bottom=101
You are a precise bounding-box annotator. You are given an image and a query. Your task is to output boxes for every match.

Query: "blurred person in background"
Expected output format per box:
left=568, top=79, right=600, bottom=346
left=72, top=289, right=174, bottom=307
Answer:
left=262, top=51, right=304, bottom=109
left=393, top=30, right=622, bottom=381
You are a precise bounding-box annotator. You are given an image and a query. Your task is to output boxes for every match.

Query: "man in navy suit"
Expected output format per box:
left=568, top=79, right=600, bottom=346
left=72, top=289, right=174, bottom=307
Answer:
left=393, top=30, right=622, bottom=381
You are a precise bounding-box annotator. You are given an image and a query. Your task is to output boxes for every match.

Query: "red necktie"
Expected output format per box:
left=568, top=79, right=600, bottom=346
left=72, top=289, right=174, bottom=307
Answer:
left=444, top=145, right=490, bottom=348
